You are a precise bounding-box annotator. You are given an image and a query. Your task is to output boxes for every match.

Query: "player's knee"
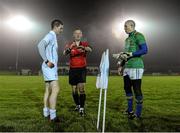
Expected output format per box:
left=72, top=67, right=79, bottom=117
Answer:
left=51, top=86, right=60, bottom=95
left=72, top=86, right=78, bottom=93
left=45, top=88, right=50, bottom=96
left=44, top=90, right=49, bottom=96
left=80, top=90, right=85, bottom=94
left=77, top=83, right=85, bottom=94
left=135, top=95, right=143, bottom=104
left=51, top=81, right=60, bottom=92
left=134, top=89, right=142, bottom=98
left=79, top=88, right=85, bottom=94
left=54, top=84, right=60, bottom=92
left=77, top=83, right=83, bottom=89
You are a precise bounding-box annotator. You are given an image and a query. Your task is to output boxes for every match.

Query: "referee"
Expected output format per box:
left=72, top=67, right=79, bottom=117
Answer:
left=63, top=28, right=92, bottom=116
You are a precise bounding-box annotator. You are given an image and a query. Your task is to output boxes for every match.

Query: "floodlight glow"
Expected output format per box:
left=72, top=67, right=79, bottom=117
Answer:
left=112, top=22, right=122, bottom=39
left=112, top=16, right=146, bottom=39
left=6, top=15, right=33, bottom=32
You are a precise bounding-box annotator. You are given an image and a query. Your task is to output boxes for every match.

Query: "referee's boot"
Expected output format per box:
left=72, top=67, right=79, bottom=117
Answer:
left=79, top=108, right=85, bottom=117
left=74, top=105, right=80, bottom=111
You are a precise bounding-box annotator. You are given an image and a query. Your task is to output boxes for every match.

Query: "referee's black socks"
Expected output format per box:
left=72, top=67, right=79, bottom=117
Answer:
left=80, top=94, right=86, bottom=108
left=72, top=92, right=79, bottom=106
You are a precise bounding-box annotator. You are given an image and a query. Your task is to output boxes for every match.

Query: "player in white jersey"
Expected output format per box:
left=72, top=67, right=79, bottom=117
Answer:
left=37, top=19, right=63, bottom=122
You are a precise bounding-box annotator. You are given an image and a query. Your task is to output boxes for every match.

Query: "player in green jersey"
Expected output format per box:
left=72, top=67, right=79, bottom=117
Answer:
left=113, top=20, right=148, bottom=119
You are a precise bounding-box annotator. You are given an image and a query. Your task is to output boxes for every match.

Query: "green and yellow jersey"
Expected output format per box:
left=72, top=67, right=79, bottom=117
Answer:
left=124, top=30, right=146, bottom=68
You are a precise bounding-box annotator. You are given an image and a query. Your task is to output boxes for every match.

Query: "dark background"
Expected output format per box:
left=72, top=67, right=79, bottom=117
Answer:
left=0, top=0, right=180, bottom=72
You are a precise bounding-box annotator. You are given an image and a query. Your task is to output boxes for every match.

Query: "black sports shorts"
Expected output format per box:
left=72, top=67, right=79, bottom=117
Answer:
left=69, top=67, right=87, bottom=85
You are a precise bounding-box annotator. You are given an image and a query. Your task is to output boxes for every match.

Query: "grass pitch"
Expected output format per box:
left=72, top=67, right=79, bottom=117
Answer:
left=0, top=76, right=179, bottom=132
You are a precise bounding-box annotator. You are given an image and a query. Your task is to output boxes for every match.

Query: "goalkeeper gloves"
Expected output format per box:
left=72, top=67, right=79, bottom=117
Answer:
left=113, top=52, right=133, bottom=61
left=122, top=52, right=133, bottom=61
left=112, top=52, right=125, bottom=60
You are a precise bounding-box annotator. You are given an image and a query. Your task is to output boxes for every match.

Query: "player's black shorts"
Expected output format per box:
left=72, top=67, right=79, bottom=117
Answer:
left=69, top=67, right=87, bottom=85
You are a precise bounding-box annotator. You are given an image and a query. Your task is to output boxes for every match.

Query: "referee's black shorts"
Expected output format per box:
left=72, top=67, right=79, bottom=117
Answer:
left=69, top=67, right=87, bottom=85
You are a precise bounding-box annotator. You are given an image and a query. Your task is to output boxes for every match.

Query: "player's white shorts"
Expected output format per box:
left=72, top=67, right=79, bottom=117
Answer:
left=42, top=62, right=58, bottom=81
left=123, top=68, right=144, bottom=80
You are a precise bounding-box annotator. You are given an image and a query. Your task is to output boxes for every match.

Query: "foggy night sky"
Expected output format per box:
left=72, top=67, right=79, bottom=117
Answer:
left=0, top=0, right=180, bottom=72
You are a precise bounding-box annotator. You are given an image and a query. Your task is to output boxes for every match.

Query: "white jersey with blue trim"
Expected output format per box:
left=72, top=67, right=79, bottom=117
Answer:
left=43, top=31, right=58, bottom=64
left=38, top=31, right=59, bottom=81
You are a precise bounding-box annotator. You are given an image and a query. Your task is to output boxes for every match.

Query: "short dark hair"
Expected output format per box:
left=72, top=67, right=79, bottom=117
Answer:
left=73, top=28, right=82, bottom=33
left=51, top=19, right=63, bottom=29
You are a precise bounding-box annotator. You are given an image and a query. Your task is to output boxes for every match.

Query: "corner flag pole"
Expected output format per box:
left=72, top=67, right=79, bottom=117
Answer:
left=96, top=49, right=109, bottom=132
left=102, top=89, right=107, bottom=132
left=97, top=88, right=102, bottom=130
left=96, top=51, right=105, bottom=130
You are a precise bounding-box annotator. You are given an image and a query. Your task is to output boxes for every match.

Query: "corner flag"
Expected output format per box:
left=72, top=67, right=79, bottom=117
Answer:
left=96, top=49, right=109, bottom=132
left=96, top=49, right=109, bottom=89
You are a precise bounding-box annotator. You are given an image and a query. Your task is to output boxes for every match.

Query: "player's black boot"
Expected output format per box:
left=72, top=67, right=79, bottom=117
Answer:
left=122, top=109, right=134, bottom=115
left=130, top=114, right=142, bottom=120
left=50, top=117, right=60, bottom=123
left=44, top=115, right=50, bottom=120
left=128, top=111, right=136, bottom=119
left=122, top=109, right=129, bottom=115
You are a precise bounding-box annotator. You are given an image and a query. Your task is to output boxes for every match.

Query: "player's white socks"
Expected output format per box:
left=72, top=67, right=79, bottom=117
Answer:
left=43, top=107, right=50, bottom=117
left=50, top=109, right=56, bottom=120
